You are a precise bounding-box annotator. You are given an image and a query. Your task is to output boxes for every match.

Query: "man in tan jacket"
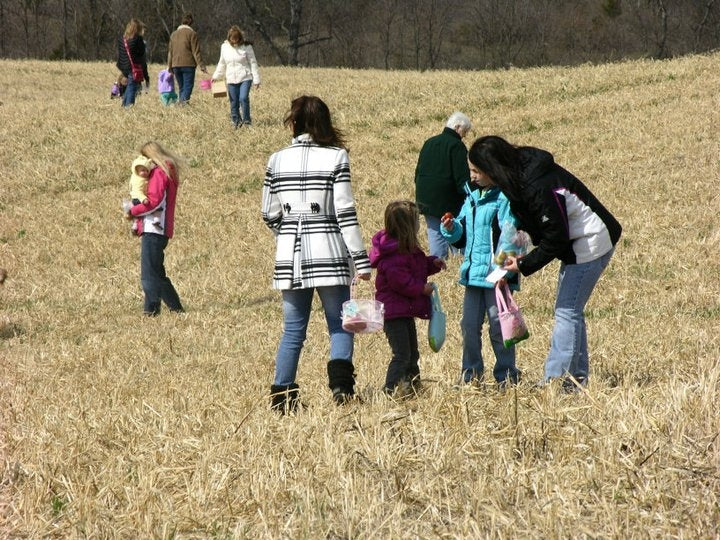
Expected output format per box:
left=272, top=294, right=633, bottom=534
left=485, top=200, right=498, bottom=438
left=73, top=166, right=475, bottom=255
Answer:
left=167, top=13, right=207, bottom=104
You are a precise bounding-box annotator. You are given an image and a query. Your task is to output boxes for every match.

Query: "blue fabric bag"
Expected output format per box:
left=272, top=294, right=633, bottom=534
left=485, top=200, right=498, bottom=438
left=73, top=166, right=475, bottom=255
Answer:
left=428, top=284, right=446, bottom=352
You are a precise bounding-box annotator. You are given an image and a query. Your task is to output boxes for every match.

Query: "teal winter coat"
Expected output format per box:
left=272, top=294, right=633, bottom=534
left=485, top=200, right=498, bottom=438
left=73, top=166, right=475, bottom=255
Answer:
left=441, top=185, right=521, bottom=290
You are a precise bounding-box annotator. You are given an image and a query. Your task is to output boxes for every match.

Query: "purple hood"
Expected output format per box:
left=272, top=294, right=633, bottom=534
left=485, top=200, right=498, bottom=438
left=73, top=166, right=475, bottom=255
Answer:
left=369, top=230, right=441, bottom=320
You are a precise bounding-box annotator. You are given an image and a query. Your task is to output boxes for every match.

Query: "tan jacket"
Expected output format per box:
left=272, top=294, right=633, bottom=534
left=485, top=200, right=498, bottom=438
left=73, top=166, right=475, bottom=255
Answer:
left=168, top=25, right=204, bottom=69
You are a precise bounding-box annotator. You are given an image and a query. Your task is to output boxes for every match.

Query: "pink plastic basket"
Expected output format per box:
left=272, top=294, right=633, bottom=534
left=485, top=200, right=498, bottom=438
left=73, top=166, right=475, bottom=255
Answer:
left=342, top=277, right=384, bottom=334
left=199, top=79, right=212, bottom=90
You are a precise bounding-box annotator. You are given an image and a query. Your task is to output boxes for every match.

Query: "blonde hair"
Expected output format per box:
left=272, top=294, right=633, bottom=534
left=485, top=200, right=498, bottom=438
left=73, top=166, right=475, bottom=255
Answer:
left=139, top=141, right=181, bottom=181
left=384, top=200, right=420, bottom=254
left=124, top=18, right=145, bottom=39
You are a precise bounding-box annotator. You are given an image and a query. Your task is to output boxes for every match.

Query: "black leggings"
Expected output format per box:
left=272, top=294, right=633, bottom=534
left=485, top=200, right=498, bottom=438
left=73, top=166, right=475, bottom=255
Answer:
left=383, top=317, right=420, bottom=391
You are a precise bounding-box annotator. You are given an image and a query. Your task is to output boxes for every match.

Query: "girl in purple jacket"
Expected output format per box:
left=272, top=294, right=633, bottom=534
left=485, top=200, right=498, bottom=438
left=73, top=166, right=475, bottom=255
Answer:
left=370, top=201, right=446, bottom=396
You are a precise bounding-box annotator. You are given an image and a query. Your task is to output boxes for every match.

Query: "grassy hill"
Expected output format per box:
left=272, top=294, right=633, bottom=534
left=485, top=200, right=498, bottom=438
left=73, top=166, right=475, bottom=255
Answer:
left=0, top=55, right=718, bottom=538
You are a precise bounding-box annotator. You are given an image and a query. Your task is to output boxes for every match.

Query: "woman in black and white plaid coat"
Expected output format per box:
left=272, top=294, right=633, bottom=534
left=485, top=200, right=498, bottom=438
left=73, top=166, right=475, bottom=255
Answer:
left=262, top=95, right=372, bottom=413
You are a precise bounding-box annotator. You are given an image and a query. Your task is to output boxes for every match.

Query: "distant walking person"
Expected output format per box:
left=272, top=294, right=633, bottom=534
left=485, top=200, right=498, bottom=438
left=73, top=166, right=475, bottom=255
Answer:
left=415, top=112, right=472, bottom=259
left=127, top=142, right=185, bottom=316
left=468, top=135, right=622, bottom=391
left=168, top=13, right=207, bottom=105
left=212, top=26, right=261, bottom=129
left=116, top=18, right=149, bottom=108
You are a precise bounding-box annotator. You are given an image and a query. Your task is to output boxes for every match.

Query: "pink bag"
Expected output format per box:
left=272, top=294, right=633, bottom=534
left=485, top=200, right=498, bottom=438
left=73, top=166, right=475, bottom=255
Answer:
left=495, top=282, right=529, bottom=348
left=123, top=38, right=144, bottom=83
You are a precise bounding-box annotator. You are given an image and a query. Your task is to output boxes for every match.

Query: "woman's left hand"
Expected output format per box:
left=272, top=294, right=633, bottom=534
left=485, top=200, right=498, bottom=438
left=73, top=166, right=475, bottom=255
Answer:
left=503, top=255, right=520, bottom=273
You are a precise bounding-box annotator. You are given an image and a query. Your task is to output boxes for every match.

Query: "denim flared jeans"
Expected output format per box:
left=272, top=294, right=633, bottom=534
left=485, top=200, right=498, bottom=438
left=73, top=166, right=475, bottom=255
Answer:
left=544, top=248, right=615, bottom=382
left=273, top=286, right=353, bottom=386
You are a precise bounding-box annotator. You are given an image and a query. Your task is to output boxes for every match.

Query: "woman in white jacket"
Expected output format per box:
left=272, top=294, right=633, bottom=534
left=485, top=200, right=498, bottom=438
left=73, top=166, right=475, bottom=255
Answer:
left=262, top=96, right=372, bottom=413
left=212, top=26, right=260, bottom=128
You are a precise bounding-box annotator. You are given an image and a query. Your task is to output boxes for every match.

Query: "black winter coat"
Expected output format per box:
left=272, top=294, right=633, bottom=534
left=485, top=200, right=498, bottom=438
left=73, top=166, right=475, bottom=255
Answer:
left=509, top=147, right=622, bottom=276
left=116, top=35, right=149, bottom=84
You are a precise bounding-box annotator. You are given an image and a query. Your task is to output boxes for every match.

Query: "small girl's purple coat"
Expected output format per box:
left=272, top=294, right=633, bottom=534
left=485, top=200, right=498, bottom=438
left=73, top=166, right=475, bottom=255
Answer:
left=369, top=230, right=442, bottom=320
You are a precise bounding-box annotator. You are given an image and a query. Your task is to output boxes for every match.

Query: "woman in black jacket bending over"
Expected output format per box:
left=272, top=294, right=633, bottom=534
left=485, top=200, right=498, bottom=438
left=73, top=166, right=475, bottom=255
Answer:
left=468, top=135, right=622, bottom=392
left=116, top=18, right=149, bottom=108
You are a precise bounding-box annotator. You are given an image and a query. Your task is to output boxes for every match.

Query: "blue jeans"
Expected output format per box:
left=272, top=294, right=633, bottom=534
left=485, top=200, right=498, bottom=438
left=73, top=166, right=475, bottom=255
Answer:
left=172, top=66, right=196, bottom=103
left=460, top=286, right=518, bottom=383
left=425, top=215, right=459, bottom=259
left=122, top=78, right=139, bottom=107
left=238, top=79, right=252, bottom=123
left=544, top=248, right=615, bottom=382
left=140, top=233, right=183, bottom=315
left=273, top=286, right=353, bottom=386
left=227, top=80, right=252, bottom=125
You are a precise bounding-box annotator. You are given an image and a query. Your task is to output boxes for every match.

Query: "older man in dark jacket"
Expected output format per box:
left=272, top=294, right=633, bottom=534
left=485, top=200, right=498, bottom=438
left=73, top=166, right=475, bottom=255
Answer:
left=415, top=112, right=472, bottom=258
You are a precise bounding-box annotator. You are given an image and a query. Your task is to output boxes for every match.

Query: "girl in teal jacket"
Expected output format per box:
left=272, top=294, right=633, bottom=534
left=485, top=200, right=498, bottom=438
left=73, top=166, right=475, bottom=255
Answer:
left=441, top=178, right=523, bottom=386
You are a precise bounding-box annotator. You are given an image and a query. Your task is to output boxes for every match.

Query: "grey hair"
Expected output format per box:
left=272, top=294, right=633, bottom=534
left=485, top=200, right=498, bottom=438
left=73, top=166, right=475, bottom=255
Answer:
left=445, top=111, right=472, bottom=132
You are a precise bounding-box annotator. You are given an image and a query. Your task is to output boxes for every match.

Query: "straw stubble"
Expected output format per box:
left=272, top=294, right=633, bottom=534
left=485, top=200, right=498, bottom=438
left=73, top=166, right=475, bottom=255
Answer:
left=0, top=54, right=718, bottom=537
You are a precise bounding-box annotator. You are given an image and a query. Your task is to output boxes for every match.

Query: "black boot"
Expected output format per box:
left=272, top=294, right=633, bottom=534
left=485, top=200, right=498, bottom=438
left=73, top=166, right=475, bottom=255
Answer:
left=270, top=384, right=300, bottom=414
left=327, top=360, right=356, bottom=405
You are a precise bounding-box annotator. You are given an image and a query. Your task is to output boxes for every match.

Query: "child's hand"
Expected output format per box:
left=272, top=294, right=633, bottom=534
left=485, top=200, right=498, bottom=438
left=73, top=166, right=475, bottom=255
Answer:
left=440, top=212, right=454, bottom=232
left=433, top=258, right=447, bottom=270
left=423, top=283, right=434, bottom=296
left=357, top=272, right=371, bottom=281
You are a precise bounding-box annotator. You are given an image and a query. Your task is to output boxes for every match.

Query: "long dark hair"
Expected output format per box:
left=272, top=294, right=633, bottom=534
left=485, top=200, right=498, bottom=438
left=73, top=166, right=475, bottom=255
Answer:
left=468, top=135, right=523, bottom=200
left=283, top=95, right=346, bottom=149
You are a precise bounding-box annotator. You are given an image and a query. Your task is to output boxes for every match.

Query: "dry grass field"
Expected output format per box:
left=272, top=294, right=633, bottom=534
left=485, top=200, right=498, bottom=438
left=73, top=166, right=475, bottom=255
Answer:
left=0, top=53, right=719, bottom=538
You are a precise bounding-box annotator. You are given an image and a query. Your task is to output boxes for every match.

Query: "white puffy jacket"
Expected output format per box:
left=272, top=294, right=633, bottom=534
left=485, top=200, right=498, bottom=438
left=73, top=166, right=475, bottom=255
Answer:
left=212, top=41, right=260, bottom=85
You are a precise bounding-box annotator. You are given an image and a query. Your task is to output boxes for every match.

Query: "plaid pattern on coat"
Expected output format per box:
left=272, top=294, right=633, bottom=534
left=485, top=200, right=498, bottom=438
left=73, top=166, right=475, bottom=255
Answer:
left=262, top=134, right=371, bottom=290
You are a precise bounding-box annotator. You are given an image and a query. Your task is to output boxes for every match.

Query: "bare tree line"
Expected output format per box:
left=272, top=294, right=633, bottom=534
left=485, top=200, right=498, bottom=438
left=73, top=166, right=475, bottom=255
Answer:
left=0, top=0, right=718, bottom=69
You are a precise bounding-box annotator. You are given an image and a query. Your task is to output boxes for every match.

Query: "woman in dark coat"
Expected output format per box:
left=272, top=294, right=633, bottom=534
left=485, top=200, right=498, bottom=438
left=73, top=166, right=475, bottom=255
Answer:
left=116, top=18, right=149, bottom=108
left=467, top=135, right=622, bottom=391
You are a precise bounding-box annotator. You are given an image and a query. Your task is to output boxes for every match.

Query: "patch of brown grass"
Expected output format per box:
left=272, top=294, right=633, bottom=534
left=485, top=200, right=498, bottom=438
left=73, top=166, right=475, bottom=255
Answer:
left=0, top=55, right=719, bottom=538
